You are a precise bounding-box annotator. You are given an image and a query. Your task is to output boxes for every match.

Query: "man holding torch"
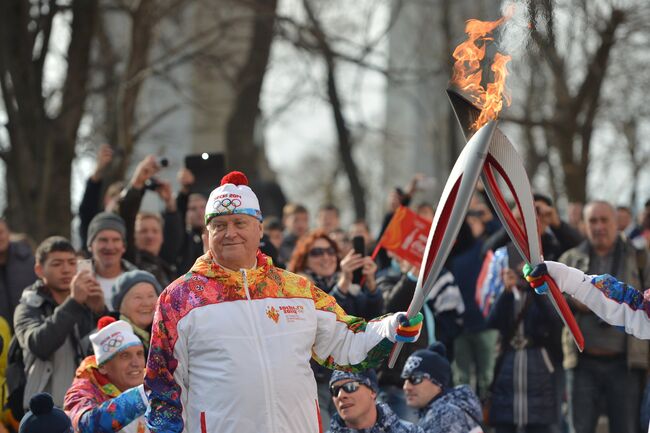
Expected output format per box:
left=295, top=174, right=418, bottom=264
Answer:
left=144, top=171, right=423, bottom=433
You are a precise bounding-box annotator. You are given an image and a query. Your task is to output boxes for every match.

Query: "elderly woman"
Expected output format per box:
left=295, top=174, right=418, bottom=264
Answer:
left=288, top=229, right=383, bottom=427
left=288, top=229, right=382, bottom=320
left=83, top=270, right=161, bottom=361
left=111, top=270, right=162, bottom=357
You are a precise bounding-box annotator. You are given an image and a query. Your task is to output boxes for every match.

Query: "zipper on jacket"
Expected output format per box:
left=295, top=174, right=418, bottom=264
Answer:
left=241, top=269, right=277, bottom=432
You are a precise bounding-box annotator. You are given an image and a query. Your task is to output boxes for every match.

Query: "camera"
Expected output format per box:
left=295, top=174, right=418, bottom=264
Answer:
left=157, top=157, right=169, bottom=168
left=144, top=177, right=162, bottom=191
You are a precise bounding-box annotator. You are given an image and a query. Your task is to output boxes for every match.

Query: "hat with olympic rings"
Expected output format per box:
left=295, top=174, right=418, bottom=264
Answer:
left=89, top=317, right=143, bottom=365
left=205, top=171, right=262, bottom=224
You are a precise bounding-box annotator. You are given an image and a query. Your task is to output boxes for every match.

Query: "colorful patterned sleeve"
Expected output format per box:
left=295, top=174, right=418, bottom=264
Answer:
left=309, top=282, right=396, bottom=372
left=75, top=386, right=147, bottom=433
left=145, top=289, right=188, bottom=433
left=545, top=261, right=650, bottom=340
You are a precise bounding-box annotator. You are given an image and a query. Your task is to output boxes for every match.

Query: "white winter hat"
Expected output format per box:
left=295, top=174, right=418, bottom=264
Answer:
left=89, top=317, right=142, bottom=365
left=205, top=171, right=262, bottom=224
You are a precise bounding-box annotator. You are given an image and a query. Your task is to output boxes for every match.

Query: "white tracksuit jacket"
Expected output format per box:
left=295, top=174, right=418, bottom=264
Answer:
left=144, top=252, right=401, bottom=433
left=544, top=261, right=650, bottom=340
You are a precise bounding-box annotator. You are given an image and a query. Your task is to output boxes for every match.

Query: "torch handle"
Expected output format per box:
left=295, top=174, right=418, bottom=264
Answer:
left=387, top=302, right=421, bottom=368
left=543, top=274, right=585, bottom=351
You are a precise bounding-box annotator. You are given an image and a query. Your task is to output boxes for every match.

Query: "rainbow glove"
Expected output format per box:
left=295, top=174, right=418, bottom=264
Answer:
left=395, top=312, right=423, bottom=343
left=523, top=263, right=550, bottom=295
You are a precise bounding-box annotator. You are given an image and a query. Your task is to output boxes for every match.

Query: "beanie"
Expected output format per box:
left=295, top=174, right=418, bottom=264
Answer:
left=401, top=342, right=452, bottom=389
left=205, top=171, right=262, bottom=224
left=19, top=393, right=72, bottom=433
left=329, top=369, right=379, bottom=393
left=87, top=212, right=127, bottom=248
left=112, top=270, right=163, bottom=311
left=89, top=317, right=142, bottom=365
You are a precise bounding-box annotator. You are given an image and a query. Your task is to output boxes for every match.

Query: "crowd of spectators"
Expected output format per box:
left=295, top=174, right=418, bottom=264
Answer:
left=2, top=145, right=650, bottom=433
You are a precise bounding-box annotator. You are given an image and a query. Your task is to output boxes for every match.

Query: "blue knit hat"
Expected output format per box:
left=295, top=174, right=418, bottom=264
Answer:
left=19, top=393, right=72, bottom=433
left=401, top=342, right=452, bottom=389
left=329, top=369, right=379, bottom=393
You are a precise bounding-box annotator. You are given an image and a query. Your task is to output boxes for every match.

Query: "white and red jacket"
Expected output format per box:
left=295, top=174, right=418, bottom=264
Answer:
left=144, top=251, right=402, bottom=433
left=544, top=261, right=650, bottom=340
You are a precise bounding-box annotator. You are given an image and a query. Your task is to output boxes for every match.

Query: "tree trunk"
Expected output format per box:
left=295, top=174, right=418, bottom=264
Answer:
left=225, top=0, right=278, bottom=175
left=0, top=0, right=98, bottom=243
left=303, top=0, right=366, bottom=220
left=324, top=57, right=367, bottom=220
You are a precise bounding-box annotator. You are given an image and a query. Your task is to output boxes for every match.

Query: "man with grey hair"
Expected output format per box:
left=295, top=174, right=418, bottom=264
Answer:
left=560, top=200, right=650, bottom=433
left=145, top=171, right=423, bottom=433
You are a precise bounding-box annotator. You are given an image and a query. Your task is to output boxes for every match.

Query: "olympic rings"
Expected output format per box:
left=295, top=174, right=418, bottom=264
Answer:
left=102, top=335, right=124, bottom=353
left=213, top=198, right=242, bottom=213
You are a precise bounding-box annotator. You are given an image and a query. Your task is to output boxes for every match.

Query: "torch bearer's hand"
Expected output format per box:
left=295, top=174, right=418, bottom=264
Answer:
left=394, top=312, right=424, bottom=343
left=523, top=263, right=549, bottom=295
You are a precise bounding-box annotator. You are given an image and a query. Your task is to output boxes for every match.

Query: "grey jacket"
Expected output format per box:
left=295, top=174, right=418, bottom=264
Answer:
left=0, top=241, right=37, bottom=326
left=560, top=236, right=650, bottom=369
left=13, top=280, right=102, bottom=408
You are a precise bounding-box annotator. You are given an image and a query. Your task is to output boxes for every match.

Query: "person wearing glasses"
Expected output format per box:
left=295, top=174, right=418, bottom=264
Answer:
left=402, top=343, right=483, bottom=433
left=288, top=229, right=384, bottom=426
left=288, top=229, right=382, bottom=321
left=145, top=172, right=423, bottom=433
left=327, top=369, right=423, bottom=433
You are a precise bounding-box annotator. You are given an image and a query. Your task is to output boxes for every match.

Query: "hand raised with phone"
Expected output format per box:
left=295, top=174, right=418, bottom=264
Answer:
left=338, top=236, right=377, bottom=294
left=72, top=261, right=106, bottom=314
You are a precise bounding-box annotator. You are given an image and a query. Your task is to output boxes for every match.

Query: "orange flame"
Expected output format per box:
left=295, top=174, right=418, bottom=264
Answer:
left=451, top=14, right=512, bottom=130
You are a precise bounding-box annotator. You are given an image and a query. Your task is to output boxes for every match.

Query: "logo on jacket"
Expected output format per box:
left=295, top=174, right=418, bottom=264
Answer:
left=266, top=306, right=280, bottom=323
left=279, top=305, right=305, bottom=323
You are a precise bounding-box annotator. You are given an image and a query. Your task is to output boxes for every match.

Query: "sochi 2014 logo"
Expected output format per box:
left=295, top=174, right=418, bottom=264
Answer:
left=266, top=306, right=280, bottom=323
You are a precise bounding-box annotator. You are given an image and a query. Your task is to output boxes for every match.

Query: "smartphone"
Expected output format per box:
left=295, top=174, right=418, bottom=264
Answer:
left=352, top=236, right=365, bottom=285
left=77, top=259, right=93, bottom=274
left=184, top=153, right=226, bottom=196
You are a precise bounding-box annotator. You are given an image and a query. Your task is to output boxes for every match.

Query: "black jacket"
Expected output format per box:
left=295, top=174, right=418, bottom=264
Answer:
left=119, top=185, right=184, bottom=287
left=0, top=241, right=37, bottom=327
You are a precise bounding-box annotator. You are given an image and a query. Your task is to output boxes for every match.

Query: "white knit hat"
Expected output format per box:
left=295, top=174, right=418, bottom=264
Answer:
left=89, top=317, right=142, bottom=365
left=205, top=171, right=262, bottom=224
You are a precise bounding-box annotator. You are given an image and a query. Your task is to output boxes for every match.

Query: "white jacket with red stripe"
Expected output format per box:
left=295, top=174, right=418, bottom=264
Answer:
left=144, top=252, right=400, bottom=433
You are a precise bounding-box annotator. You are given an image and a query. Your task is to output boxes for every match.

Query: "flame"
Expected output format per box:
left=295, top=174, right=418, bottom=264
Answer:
left=451, top=13, right=512, bottom=130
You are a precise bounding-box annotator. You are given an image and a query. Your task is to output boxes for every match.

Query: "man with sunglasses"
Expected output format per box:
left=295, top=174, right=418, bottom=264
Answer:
left=145, top=171, right=424, bottom=433
left=327, top=370, right=423, bottom=433
left=402, top=343, right=483, bottom=433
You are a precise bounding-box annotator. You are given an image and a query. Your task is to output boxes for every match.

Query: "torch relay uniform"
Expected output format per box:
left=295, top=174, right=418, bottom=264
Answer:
left=529, top=261, right=650, bottom=433
left=64, top=319, right=149, bottom=433
left=64, top=356, right=148, bottom=433
left=145, top=171, right=420, bottom=433
left=145, top=250, right=405, bottom=433
left=537, top=261, right=650, bottom=340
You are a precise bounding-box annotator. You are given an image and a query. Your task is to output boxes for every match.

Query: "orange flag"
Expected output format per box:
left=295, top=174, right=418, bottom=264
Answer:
left=373, top=206, right=432, bottom=268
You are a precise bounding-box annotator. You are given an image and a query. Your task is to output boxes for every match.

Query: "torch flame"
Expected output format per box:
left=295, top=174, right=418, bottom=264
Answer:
left=451, top=13, right=512, bottom=130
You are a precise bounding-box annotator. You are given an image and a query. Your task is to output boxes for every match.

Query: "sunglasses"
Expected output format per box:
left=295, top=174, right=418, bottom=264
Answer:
left=403, top=372, right=432, bottom=386
left=330, top=381, right=364, bottom=397
left=309, top=247, right=336, bottom=258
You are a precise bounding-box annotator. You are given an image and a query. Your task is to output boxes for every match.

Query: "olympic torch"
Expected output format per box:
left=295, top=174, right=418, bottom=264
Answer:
left=387, top=120, right=497, bottom=368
